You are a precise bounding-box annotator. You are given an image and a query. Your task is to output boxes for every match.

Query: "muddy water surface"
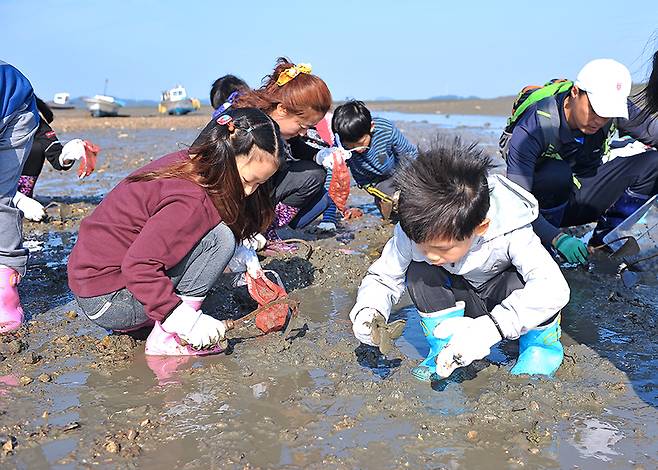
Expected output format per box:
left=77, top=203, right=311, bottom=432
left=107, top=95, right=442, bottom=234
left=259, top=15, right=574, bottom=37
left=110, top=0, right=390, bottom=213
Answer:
left=0, top=117, right=656, bottom=469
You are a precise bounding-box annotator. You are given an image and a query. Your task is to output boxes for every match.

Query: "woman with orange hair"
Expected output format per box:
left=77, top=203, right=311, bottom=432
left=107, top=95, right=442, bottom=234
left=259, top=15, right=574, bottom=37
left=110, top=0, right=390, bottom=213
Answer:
left=233, top=57, right=334, bottom=252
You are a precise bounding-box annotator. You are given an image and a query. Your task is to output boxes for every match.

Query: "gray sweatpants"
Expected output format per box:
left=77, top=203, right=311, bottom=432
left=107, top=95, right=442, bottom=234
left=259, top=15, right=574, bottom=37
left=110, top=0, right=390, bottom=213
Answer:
left=75, top=222, right=236, bottom=330
left=0, top=104, right=38, bottom=275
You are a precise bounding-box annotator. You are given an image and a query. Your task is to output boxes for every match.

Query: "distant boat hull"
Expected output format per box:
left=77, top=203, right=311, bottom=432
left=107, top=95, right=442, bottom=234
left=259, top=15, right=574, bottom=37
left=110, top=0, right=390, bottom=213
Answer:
left=48, top=102, right=75, bottom=110
left=159, top=98, right=199, bottom=116
left=85, top=95, right=122, bottom=118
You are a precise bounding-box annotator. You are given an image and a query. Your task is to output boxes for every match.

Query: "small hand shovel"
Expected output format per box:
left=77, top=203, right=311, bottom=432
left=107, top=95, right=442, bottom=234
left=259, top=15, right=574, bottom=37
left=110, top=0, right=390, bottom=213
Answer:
left=368, top=315, right=406, bottom=357
left=592, top=236, right=640, bottom=258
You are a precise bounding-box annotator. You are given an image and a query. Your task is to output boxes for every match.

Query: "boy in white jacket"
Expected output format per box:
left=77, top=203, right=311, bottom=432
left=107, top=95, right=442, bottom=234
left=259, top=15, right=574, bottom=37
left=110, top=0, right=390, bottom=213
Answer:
left=350, top=137, right=570, bottom=381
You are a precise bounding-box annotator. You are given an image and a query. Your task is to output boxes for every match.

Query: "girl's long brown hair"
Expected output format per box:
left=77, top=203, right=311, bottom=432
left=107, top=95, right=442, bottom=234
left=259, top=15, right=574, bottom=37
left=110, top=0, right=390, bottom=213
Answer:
left=128, top=108, right=282, bottom=239
left=234, top=57, right=332, bottom=116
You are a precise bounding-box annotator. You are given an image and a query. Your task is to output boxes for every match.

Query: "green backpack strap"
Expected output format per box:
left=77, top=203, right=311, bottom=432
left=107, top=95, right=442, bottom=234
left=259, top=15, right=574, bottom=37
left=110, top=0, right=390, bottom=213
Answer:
left=507, top=80, right=573, bottom=128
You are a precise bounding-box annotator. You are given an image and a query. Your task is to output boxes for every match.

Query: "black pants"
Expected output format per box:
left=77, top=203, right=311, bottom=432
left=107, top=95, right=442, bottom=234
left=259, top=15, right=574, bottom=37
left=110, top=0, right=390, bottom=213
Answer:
left=532, top=151, right=658, bottom=225
left=406, top=262, right=558, bottom=327
left=406, top=261, right=524, bottom=318
left=272, top=160, right=326, bottom=209
left=271, top=159, right=327, bottom=228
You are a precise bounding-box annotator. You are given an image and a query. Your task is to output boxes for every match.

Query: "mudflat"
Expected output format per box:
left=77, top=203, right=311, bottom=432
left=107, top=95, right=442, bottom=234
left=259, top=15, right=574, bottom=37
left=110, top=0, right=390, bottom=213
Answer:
left=0, top=111, right=656, bottom=469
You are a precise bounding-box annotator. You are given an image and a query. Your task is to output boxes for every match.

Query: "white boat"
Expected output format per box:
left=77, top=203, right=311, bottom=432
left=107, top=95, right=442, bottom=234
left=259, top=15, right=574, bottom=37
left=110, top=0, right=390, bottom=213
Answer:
left=84, top=94, right=123, bottom=117
left=158, top=85, right=200, bottom=115
left=49, top=92, right=75, bottom=110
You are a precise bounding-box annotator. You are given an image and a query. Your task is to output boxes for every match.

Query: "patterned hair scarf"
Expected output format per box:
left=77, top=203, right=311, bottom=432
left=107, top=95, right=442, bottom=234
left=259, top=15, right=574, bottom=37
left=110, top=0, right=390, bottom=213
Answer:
left=212, top=90, right=241, bottom=119
left=276, top=63, right=312, bottom=86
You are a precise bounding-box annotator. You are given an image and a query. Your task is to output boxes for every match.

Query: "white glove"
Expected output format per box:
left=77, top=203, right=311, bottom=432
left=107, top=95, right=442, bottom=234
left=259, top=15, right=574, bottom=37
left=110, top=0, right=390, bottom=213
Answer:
left=352, top=307, right=383, bottom=346
left=315, top=221, right=336, bottom=233
left=243, top=233, right=267, bottom=251
left=227, top=243, right=263, bottom=278
left=433, top=316, right=502, bottom=378
left=12, top=192, right=46, bottom=222
left=59, top=138, right=86, bottom=167
left=162, top=302, right=226, bottom=349
left=314, top=147, right=351, bottom=170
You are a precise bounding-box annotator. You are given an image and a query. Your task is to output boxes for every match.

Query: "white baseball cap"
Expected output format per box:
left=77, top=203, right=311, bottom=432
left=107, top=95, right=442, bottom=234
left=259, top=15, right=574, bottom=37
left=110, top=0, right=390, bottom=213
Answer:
left=575, top=59, right=631, bottom=119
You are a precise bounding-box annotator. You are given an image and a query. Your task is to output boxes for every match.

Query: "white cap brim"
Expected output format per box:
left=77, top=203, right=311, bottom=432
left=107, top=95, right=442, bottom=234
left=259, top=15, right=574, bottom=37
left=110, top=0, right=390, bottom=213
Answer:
left=587, top=92, right=628, bottom=119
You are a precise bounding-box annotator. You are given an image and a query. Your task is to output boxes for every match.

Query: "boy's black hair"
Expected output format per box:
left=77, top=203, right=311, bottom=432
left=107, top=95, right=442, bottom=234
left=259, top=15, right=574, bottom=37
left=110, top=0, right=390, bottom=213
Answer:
left=331, top=100, right=372, bottom=143
left=395, top=136, right=492, bottom=243
left=210, top=74, right=249, bottom=109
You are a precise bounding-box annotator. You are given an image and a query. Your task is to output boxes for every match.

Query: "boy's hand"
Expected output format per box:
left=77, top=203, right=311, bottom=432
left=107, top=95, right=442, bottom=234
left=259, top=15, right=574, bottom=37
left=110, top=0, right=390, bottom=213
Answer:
left=552, top=233, right=589, bottom=265
left=352, top=308, right=383, bottom=346
left=433, top=316, right=502, bottom=378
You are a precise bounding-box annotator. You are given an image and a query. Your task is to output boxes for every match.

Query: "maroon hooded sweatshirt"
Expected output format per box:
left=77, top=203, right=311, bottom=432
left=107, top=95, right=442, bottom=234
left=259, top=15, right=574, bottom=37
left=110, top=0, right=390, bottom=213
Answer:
left=67, top=150, right=224, bottom=321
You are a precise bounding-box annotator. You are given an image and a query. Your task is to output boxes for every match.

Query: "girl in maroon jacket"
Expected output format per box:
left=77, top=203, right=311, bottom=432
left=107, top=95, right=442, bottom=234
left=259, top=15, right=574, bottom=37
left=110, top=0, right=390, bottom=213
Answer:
left=68, top=108, right=282, bottom=355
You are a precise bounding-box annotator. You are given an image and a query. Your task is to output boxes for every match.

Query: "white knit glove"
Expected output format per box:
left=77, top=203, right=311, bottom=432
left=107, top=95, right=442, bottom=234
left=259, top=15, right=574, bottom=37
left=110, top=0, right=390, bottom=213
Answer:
left=433, top=316, right=502, bottom=378
left=314, top=147, right=351, bottom=170
left=352, top=307, right=383, bottom=346
left=162, top=302, right=227, bottom=349
left=13, top=192, right=46, bottom=222
left=59, top=139, right=85, bottom=167
left=227, top=243, right=263, bottom=278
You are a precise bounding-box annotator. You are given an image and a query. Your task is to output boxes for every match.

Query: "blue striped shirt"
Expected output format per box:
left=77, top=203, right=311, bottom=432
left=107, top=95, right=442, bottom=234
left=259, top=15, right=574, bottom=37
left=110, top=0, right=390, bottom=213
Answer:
left=347, top=117, right=418, bottom=186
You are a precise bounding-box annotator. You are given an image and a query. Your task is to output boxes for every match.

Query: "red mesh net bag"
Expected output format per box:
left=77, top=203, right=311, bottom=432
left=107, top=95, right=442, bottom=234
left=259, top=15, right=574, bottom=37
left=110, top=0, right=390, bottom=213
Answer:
left=328, top=153, right=350, bottom=213
left=79, top=140, right=100, bottom=178
left=246, top=272, right=290, bottom=333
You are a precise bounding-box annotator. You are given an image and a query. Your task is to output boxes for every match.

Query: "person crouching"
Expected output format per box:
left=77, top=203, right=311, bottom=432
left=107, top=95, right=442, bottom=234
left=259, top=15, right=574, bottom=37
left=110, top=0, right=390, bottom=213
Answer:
left=349, top=137, right=570, bottom=381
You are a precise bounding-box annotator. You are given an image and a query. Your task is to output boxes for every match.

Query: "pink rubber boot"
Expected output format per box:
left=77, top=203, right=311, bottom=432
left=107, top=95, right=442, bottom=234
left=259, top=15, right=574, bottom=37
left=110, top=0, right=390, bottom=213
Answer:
left=0, top=266, right=24, bottom=334
left=145, top=296, right=225, bottom=356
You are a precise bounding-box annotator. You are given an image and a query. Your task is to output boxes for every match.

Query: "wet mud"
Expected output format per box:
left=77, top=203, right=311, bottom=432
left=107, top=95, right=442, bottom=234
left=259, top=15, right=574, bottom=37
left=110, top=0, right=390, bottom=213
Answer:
left=0, top=114, right=656, bottom=469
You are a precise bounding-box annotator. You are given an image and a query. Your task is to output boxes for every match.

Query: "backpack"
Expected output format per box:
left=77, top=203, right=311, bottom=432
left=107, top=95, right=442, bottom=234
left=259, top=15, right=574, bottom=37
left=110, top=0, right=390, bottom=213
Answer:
left=499, top=79, right=573, bottom=162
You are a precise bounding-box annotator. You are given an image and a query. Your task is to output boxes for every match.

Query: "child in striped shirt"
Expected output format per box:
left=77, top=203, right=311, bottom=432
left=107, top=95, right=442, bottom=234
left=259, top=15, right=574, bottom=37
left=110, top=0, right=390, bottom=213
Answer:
left=315, top=100, right=418, bottom=232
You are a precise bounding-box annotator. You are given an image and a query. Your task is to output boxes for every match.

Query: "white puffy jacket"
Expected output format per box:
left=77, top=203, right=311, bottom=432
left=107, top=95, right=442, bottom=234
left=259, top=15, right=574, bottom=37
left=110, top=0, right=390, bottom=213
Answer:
left=350, top=174, right=570, bottom=339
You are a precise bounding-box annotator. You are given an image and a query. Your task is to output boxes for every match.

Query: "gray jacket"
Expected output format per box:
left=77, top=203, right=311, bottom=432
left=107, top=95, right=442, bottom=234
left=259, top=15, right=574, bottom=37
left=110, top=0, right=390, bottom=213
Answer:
left=350, top=174, right=570, bottom=339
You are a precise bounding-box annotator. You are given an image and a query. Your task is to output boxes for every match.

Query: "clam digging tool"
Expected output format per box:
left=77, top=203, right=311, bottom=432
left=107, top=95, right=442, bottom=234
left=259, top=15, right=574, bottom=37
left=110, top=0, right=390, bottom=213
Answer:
left=591, top=235, right=641, bottom=258
left=280, top=238, right=314, bottom=260
left=366, top=315, right=406, bottom=357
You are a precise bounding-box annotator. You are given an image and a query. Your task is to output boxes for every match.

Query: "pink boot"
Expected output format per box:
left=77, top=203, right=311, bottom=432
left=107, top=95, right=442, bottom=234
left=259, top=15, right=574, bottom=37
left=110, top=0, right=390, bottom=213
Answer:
left=144, top=295, right=225, bottom=356
left=0, top=266, right=24, bottom=334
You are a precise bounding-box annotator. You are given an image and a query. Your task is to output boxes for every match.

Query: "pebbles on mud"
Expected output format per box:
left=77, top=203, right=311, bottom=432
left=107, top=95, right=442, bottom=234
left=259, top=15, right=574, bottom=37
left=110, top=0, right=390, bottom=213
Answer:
left=19, top=376, right=33, bottom=386
left=37, top=373, right=51, bottom=383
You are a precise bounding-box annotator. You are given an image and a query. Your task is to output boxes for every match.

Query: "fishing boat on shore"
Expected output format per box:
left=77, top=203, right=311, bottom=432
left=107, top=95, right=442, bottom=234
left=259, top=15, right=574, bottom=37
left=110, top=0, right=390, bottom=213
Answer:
left=158, top=85, right=201, bottom=115
left=49, top=92, right=75, bottom=110
left=84, top=94, right=123, bottom=117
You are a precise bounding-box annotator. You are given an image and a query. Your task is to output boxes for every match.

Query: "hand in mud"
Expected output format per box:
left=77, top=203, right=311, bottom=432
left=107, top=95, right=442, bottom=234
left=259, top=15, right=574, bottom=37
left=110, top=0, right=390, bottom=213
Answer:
left=162, top=303, right=227, bottom=350
left=433, top=316, right=501, bottom=378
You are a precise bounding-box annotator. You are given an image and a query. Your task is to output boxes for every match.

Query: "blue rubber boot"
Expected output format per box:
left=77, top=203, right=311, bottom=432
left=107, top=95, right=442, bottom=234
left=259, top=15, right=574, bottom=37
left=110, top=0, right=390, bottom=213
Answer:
left=591, top=189, right=649, bottom=247
left=511, top=314, right=563, bottom=376
left=411, top=301, right=465, bottom=382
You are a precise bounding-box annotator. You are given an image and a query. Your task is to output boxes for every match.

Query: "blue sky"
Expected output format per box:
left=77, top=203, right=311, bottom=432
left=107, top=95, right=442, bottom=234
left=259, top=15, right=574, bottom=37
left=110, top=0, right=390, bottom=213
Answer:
left=3, top=0, right=657, bottom=102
